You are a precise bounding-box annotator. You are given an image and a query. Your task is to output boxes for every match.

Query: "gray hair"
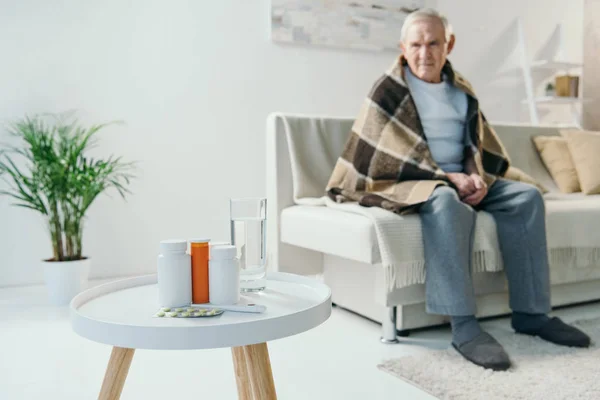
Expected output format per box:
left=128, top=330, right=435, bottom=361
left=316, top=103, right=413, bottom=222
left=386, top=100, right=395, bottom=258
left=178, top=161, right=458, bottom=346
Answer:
left=400, top=8, right=453, bottom=43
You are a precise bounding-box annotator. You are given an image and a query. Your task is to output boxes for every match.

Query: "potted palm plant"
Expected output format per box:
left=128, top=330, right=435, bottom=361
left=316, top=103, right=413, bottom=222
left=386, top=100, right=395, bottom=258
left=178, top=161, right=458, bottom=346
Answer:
left=0, top=113, right=135, bottom=305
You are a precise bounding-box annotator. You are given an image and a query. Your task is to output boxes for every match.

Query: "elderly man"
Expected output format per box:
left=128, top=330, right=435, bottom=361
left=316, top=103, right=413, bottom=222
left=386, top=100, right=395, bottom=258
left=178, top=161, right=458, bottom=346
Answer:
left=327, top=9, right=590, bottom=371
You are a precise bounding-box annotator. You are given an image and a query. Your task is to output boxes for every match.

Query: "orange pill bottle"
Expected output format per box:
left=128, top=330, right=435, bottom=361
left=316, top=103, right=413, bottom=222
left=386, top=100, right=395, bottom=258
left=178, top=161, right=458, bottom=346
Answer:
left=189, top=239, right=210, bottom=304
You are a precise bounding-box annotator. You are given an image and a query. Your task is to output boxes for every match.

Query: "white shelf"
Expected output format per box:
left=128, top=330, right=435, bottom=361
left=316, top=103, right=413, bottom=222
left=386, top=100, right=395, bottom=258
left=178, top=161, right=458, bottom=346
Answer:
left=529, top=60, right=582, bottom=70
left=497, top=60, right=583, bottom=79
left=520, top=96, right=591, bottom=105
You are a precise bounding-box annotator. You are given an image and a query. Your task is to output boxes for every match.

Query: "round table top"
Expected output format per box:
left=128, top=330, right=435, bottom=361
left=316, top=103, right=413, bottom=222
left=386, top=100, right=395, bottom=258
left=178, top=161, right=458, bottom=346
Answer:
left=70, top=272, right=332, bottom=350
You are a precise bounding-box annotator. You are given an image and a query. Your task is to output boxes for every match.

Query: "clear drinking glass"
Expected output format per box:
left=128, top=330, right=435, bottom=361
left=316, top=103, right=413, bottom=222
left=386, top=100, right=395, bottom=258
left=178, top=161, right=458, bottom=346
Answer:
left=229, top=198, right=267, bottom=292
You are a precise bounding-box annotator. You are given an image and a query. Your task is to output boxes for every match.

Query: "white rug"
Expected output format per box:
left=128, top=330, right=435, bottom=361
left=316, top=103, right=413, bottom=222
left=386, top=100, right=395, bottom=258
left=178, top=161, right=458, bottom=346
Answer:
left=379, top=317, right=600, bottom=400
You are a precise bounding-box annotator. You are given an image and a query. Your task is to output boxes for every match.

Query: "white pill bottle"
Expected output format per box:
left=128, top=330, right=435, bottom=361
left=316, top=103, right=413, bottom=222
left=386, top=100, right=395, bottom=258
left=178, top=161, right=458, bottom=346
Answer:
left=157, top=239, right=192, bottom=308
left=209, top=244, right=240, bottom=305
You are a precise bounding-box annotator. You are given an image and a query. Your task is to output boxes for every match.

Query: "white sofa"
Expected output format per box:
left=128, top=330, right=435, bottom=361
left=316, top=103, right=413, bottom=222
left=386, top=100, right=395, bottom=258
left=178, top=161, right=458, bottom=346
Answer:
left=266, top=113, right=600, bottom=342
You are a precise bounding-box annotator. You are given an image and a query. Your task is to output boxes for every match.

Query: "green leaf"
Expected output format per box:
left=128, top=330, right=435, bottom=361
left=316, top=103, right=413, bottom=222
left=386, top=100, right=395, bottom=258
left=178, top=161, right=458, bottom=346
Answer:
left=13, top=203, right=45, bottom=213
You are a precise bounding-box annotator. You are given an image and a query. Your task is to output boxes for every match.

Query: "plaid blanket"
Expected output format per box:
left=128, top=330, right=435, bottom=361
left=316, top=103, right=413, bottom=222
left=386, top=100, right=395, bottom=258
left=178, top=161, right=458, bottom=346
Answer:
left=326, top=56, right=511, bottom=214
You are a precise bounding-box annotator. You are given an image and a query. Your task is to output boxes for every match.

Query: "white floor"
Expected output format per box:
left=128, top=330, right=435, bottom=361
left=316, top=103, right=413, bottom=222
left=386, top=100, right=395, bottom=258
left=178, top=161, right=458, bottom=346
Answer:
left=2, top=280, right=600, bottom=400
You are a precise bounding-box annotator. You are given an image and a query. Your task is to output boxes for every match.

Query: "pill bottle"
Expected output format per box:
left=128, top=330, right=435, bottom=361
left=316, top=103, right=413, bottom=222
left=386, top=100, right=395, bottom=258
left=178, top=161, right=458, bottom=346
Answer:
left=189, top=238, right=210, bottom=304
left=209, top=244, right=240, bottom=305
left=157, top=239, right=192, bottom=308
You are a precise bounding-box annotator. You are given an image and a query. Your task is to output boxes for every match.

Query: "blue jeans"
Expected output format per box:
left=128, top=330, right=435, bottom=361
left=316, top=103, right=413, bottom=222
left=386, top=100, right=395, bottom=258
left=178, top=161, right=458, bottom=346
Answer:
left=419, top=179, right=551, bottom=316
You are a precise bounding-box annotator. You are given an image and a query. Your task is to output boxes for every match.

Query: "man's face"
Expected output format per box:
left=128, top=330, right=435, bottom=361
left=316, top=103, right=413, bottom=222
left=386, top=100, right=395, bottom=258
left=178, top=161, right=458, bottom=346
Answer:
left=400, top=17, right=454, bottom=83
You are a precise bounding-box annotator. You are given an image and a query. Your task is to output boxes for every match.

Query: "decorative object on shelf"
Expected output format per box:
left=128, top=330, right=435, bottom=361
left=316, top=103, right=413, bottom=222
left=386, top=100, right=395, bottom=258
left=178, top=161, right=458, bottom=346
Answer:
left=0, top=113, right=135, bottom=305
left=545, top=82, right=556, bottom=97
left=555, top=74, right=580, bottom=97
left=271, top=0, right=425, bottom=51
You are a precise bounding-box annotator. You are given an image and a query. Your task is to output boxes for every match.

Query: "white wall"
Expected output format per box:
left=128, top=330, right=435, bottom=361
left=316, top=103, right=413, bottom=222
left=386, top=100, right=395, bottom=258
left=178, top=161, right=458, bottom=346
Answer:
left=0, top=0, right=583, bottom=286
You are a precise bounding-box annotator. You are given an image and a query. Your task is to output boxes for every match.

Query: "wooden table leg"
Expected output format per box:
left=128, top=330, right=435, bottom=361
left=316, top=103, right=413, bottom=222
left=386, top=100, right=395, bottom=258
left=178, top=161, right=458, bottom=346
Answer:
left=232, top=347, right=253, bottom=400
left=99, top=346, right=135, bottom=400
left=243, top=342, right=277, bottom=400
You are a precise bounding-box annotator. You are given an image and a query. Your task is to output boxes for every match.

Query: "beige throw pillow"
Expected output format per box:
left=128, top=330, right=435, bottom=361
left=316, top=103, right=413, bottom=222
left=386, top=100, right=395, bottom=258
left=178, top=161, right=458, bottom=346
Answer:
left=503, top=166, right=549, bottom=193
left=560, top=129, right=600, bottom=194
left=532, top=136, right=581, bottom=193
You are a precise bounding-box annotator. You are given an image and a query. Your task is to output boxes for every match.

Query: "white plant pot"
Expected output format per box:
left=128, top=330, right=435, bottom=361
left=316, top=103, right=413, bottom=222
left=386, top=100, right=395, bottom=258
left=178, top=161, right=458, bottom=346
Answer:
left=43, top=258, right=91, bottom=306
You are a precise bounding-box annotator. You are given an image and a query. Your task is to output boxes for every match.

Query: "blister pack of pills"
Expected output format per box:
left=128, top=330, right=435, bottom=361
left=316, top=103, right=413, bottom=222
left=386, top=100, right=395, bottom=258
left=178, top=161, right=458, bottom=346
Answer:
left=153, top=307, right=224, bottom=318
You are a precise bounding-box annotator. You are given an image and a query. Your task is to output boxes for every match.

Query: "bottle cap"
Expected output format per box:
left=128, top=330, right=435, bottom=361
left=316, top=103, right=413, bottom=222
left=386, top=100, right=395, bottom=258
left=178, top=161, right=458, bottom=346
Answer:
left=160, top=239, right=187, bottom=253
left=210, top=245, right=237, bottom=260
left=210, top=241, right=230, bottom=248
left=189, top=238, right=210, bottom=243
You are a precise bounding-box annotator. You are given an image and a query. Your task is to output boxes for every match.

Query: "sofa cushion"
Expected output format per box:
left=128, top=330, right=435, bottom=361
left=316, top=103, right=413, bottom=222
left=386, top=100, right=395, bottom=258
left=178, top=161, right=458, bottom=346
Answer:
left=281, top=205, right=380, bottom=264
left=545, top=197, right=600, bottom=250
left=543, top=193, right=600, bottom=201
left=281, top=195, right=600, bottom=284
left=504, top=166, right=548, bottom=193
left=281, top=205, right=502, bottom=269
left=491, top=124, right=562, bottom=193
left=560, top=129, right=600, bottom=195
left=533, top=136, right=581, bottom=193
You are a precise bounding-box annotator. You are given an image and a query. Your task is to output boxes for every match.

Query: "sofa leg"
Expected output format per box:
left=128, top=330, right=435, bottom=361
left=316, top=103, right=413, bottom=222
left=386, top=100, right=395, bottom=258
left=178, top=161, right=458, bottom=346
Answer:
left=380, top=306, right=399, bottom=344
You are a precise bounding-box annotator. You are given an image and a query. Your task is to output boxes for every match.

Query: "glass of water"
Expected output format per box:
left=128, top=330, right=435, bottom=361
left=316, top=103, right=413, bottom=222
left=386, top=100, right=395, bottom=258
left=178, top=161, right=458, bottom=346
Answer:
left=230, top=198, right=267, bottom=292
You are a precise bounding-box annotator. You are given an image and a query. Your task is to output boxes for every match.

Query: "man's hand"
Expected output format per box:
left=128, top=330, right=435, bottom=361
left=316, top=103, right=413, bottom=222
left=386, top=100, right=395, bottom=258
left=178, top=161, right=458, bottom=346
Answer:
left=446, top=172, right=476, bottom=199
left=462, top=174, right=487, bottom=206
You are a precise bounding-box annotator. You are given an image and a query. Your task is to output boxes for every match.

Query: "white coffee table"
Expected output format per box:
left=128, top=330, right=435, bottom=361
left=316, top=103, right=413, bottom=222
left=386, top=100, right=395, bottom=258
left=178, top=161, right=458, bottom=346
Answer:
left=70, top=272, right=331, bottom=400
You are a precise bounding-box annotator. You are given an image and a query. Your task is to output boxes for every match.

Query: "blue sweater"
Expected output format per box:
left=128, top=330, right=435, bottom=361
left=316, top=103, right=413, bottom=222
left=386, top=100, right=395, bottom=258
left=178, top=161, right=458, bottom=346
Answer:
left=405, top=66, right=471, bottom=173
